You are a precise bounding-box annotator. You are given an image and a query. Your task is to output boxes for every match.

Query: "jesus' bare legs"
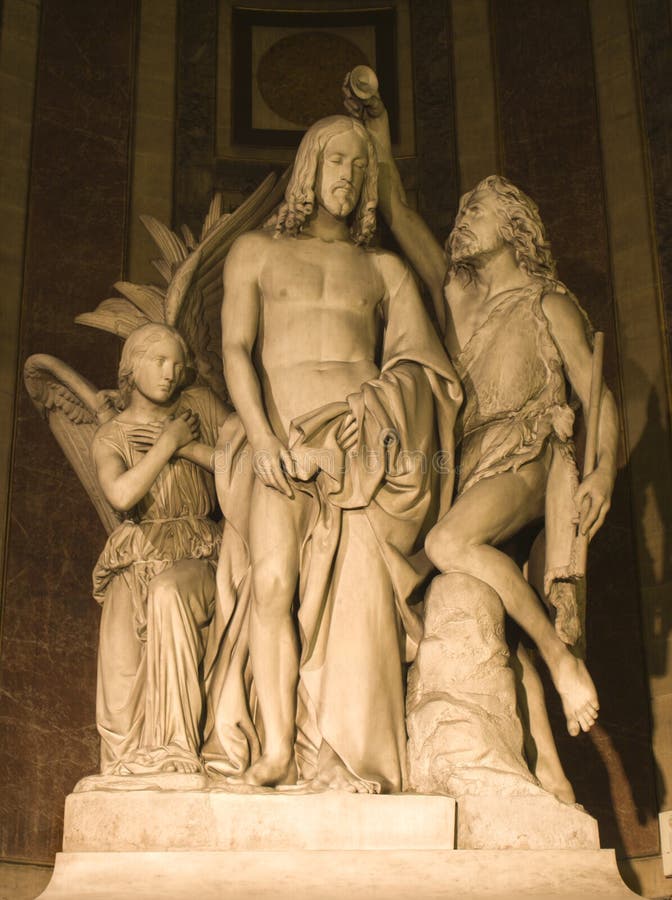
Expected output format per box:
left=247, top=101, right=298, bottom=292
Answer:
left=424, top=457, right=599, bottom=737
left=244, top=477, right=307, bottom=787
left=245, top=475, right=376, bottom=791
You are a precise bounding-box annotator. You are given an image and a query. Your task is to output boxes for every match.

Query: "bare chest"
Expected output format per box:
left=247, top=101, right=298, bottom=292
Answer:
left=259, top=239, right=383, bottom=316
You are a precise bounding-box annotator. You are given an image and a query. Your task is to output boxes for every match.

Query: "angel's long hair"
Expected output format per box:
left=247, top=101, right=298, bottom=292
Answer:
left=273, top=115, right=378, bottom=245
left=118, top=323, right=192, bottom=408
left=447, top=175, right=557, bottom=282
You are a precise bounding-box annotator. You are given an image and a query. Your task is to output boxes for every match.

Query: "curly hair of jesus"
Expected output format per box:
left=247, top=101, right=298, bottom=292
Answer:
left=273, top=115, right=378, bottom=245
left=449, top=175, right=557, bottom=280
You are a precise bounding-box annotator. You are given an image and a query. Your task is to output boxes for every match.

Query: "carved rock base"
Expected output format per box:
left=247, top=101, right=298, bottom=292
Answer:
left=407, top=572, right=599, bottom=849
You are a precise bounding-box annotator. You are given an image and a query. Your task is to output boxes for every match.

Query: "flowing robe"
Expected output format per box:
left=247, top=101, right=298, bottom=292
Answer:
left=202, top=275, right=461, bottom=791
left=92, top=386, right=223, bottom=774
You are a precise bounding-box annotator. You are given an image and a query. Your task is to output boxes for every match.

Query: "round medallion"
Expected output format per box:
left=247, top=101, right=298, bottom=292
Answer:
left=257, top=31, right=369, bottom=127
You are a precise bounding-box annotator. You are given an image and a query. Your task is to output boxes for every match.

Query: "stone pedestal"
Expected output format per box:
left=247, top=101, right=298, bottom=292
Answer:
left=62, top=787, right=456, bottom=853
left=35, top=789, right=638, bottom=899
left=34, top=574, right=633, bottom=898
left=407, top=572, right=599, bottom=850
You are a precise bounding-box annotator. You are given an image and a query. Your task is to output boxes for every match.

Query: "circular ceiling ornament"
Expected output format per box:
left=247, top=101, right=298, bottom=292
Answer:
left=257, top=31, right=369, bottom=128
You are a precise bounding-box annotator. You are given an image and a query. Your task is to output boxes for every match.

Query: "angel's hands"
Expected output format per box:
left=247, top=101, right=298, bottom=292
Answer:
left=161, top=411, right=201, bottom=453
left=336, top=413, right=359, bottom=453
left=252, top=434, right=296, bottom=498
left=574, top=466, right=614, bottom=540
left=128, top=422, right=163, bottom=452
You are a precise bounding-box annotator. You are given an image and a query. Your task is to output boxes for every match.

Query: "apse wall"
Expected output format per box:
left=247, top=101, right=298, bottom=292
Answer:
left=1, top=1, right=670, bottom=897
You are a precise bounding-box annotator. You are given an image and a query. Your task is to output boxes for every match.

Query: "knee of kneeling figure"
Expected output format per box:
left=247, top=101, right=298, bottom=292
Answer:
left=147, top=573, right=180, bottom=615
left=425, top=524, right=463, bottom=571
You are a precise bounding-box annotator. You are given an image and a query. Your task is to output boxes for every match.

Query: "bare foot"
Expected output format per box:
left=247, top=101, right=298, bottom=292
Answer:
left=551, top=652, right=599, bottom=736
left=534, top=758, right=576, bottom=805
left=308, top=742, right=379, bottom=794
left=243, top=753, right=298, bottom=788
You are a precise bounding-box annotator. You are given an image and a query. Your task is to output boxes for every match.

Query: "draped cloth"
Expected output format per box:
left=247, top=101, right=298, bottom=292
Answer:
left=202, top=281, right=461, bottom=792
left=92, top=386, right=222, bottom=774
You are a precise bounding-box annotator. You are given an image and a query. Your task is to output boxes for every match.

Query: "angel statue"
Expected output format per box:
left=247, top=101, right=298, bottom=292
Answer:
left=24, top=173, right=287, bottom=777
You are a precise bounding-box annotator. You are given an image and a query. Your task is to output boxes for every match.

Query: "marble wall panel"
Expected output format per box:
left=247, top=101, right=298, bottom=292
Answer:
left=0, top=0, right=137, bottom=863
left=126, top=0, right=178, bottom=284
left=0, top=0, right=40, bottom=602
left=409, top=1, right=459, bottom=246
left=174, top=0, right=218, bottom=235
left=632, top=0, right=672, bottom=382
left=492, top=0, right=659, bottom=857
left=450, top=0, right=499, bottom=194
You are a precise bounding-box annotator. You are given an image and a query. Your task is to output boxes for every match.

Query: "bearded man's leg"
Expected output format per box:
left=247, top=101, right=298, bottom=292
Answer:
left=425, top=460, right=599, bottom=737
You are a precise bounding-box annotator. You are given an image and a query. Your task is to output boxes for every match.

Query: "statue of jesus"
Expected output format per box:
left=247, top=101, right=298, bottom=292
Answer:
left=205, top=115, right=461, bottom=792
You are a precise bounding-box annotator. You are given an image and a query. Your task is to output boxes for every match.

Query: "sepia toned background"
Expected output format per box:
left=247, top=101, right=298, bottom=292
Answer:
left=1, top=1, right=671, bottom=897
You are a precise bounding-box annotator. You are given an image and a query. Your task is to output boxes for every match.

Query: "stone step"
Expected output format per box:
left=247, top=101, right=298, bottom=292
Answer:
left=37, top=849, right=639, bottom=899
left=64, top=789, right=456, bottom=852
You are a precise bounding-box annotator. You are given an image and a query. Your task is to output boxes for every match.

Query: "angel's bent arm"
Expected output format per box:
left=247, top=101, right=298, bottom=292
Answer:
left=177, top=393, right=230, bottom=471
left=93, top=413, right=197, bottom=512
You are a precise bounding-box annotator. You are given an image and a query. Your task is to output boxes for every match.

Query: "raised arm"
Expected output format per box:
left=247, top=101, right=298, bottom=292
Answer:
left=350, top=92, right=447, bottom=333
left=541, top=292, right=619, bottom=539
left=221, top=232, right=295, bottom=497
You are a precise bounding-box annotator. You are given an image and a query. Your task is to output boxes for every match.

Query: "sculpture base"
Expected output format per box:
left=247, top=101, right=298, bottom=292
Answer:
left=39, top=849, right=637, bottom=899
left=62, top=788, right=456, bottom=852
left=35, top=790, right=638, bottom=899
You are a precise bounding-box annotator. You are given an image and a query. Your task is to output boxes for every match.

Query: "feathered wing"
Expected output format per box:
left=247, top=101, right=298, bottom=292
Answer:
left=74, top=169, right=289, bottom=404
left=163, top=169, right=290, bottom=403
left=24, top=354, right=122, bottom=535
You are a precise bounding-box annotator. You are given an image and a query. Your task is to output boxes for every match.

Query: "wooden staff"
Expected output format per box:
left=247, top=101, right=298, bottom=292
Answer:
left=575, top=331, right=605, bottom=573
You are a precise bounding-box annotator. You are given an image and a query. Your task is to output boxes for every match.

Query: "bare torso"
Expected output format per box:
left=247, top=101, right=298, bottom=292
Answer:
left=255, top=233, right=385, bottom=439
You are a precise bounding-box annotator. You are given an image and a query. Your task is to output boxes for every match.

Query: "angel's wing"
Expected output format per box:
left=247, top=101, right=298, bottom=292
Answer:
left=73, top=168, right=290, bottom=403
left=24, top=355, right=122, bottom=536
left=161, top=169, right=290, bottom=403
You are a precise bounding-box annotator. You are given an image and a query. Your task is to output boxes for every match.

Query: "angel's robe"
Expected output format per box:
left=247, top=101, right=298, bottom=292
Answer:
left=92, top=386, right=222, bottom=774
left=202, top=278, right=462, bottom=791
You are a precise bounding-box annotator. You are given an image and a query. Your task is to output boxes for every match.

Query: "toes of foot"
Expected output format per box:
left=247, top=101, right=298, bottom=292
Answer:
left=568, top=719, right=580, bottom=736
